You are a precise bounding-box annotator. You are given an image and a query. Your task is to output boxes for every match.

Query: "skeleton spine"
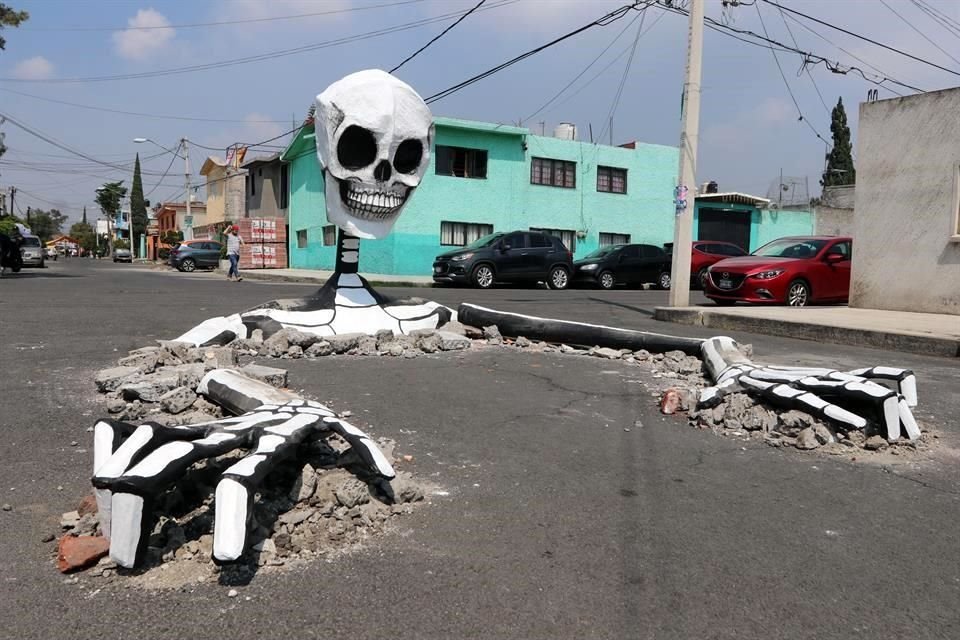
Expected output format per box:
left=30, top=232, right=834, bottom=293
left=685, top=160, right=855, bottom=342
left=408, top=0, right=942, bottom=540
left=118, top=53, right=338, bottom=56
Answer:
left=335, top=228, right=360, bottom=275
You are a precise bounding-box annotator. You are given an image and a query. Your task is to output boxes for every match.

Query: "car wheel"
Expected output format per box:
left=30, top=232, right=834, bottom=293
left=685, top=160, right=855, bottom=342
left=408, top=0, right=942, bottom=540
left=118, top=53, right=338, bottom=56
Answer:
left=786, top=279, right=811, bottom=307
left=548, top=266, right=570, bottom=290
left=598, top=270, right=615, bottom=290
left=181, top=258, right=197, bottom=273
left=471, top=264, right=495, bottom=289
left=697, top=268, right=708, bottom=289
left=657, top=271, right=672, bottom=290
left=113, top=258, right=118, bottom=263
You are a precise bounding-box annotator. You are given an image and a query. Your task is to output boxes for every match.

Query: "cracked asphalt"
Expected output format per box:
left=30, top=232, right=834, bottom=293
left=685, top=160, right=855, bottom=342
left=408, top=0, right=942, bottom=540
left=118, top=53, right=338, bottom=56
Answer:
left=1, top=260, right=958, bottom=640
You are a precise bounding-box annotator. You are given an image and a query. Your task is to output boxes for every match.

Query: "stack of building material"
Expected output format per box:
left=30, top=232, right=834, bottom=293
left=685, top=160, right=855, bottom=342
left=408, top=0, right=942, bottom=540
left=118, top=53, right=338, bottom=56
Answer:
left=238, top=218, right=287, bottom=269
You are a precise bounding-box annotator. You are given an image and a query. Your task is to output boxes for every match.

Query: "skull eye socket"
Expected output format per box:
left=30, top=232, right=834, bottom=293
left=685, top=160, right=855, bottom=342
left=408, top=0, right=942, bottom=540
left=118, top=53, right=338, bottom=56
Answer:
left=393, top=139, right=424, bottom=175
left=336, top=125, right=377, bottom=170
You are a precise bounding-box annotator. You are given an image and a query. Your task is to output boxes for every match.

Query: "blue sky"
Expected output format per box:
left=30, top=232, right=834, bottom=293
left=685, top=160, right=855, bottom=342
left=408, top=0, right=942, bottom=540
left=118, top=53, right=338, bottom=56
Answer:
left=0, top=0, right=958, bottom=224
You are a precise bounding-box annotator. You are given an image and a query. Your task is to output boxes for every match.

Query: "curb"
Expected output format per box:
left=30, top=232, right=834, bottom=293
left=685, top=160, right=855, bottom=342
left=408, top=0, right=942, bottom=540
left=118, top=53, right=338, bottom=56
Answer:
left=653, top=307, right=960, bottom=358
left=237, top=270, right=433, bottom=288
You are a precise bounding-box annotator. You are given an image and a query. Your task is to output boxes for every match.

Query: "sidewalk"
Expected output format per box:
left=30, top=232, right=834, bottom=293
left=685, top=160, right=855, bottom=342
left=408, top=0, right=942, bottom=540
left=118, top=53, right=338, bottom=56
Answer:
left=654, top=305, right=960, bottom=358
left=234, top=267, right=434, bottom=287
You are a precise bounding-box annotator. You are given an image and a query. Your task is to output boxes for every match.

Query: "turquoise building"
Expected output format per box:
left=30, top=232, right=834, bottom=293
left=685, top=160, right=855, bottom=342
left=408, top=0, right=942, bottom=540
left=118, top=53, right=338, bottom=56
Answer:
left=282, top=117, right=680, bottom=276
left=281, top=116, right=815, bottom=275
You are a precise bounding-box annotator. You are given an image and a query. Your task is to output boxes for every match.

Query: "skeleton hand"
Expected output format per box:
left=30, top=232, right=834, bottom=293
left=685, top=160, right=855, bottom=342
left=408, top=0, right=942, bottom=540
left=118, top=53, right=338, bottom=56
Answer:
left=174, top=273, right=452, bottom=347
left=92, top=370, right=395, bottom=568
left=699, top=337, right=920, bottom=441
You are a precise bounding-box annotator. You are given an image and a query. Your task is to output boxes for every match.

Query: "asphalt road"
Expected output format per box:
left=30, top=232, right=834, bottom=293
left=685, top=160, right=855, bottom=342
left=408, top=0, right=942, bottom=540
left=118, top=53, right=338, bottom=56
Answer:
left=1, top=260, right=958, bottom=640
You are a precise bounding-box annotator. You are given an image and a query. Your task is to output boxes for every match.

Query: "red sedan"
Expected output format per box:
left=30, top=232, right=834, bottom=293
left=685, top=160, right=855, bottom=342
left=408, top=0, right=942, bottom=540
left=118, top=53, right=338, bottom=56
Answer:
left=691, top=241, right=747, bottom=288
left=705, top=236, right=852, bottom=307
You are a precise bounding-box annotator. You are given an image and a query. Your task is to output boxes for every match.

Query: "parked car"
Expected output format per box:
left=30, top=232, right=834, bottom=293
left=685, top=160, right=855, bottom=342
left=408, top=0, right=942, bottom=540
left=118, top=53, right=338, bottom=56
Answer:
left=432, top=231, right=574, bottom=289
left=574, top=243, right=672, bottom=290
left=691, top=241, right=747, bottom=288
left=45, top=247, right=58, bottom=261
left=19, top=235, right=44, bottom=267
left=113, top=248, right=132, bottom=263
left=168, top=240, right=223, bottom=272
left=704, top=236, right=852, bottom=307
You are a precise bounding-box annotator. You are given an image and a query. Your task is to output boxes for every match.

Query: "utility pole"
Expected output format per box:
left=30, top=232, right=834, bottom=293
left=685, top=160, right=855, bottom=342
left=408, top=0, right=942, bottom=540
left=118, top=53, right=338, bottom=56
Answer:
left=182, top=138, right=193, bottom=241
left=667, top=0, right=704, bottom=307
left=26, top=206, right=31, bottom=225
left=9, top=186, right=15, bottom=219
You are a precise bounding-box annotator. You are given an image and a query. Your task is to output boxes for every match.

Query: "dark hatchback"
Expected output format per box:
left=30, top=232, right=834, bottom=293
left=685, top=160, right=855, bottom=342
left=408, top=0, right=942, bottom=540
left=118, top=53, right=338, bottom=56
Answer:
left=432, top=231, right=574, bottom=289
left=168, top=240, right=223, bottom=272
left=573, top=243, right=673, bottom=290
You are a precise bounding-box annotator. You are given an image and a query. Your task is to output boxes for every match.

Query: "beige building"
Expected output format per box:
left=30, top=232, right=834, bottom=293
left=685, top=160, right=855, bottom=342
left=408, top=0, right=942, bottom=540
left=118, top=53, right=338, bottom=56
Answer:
left=200, top=156, right=247, bottom=224
left=851, top=87, right=960, bottom=315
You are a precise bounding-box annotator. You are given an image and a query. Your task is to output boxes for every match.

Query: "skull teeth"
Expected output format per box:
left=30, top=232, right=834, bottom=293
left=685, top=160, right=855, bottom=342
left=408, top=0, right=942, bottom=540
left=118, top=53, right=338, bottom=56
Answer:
left=338, top=181, right=408, bottom=219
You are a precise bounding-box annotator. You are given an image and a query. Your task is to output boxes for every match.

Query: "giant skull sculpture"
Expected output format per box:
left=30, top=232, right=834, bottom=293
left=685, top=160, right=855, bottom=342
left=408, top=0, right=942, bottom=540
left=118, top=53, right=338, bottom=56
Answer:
left=315, top=69, right=434, bottom=240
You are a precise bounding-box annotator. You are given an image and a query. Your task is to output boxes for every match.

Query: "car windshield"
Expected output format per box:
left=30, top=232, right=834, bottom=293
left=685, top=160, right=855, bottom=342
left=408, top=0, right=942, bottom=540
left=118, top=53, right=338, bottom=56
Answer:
left=584, top=245, right=622, bottom=259
left=22, top=237, right=41, bottom=247
left=752, top=238, right=828, bottom=258
left=463, top=233, right=503, bottom=250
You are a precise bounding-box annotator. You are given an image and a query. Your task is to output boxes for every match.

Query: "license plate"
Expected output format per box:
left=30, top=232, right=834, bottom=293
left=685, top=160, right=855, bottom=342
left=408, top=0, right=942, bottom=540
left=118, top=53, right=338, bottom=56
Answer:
left=718, top=279, right=733, bottom=289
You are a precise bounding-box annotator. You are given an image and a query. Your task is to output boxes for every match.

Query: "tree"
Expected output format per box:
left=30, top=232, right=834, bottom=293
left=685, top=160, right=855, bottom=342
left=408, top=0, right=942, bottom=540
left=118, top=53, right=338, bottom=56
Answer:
left=0, top=213, right=22, bottom=237
left=130, top=153, right=148, bottom=251
left=0, top=3, right=28, bottom=51
left=69, top=221, right=97, bottom=253
left=160, top=229, right=183, bottom=246
left=95, top=181, right=126, bottom=218
left=822, top=97, right=855, bottom=187
left=26, top=208, right=67, bottom=241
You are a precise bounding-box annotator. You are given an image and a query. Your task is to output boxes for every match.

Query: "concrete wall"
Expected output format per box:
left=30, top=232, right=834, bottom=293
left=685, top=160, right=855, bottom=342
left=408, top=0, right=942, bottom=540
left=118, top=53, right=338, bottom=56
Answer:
left=204, top=165, right=226, bottom=224
left=224, top=169, right=247, bottom=223
left=851, top=88, right=960, bottom=315
left=814, top=206, right=853, bottom=237
left=247, top=161, right=287, bottom=219
left=287, top=118, right=680, bottom=275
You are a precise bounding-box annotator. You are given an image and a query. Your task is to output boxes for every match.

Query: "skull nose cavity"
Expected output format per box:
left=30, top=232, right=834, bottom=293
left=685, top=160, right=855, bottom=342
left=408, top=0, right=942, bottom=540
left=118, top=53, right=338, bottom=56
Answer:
left=374, top=160, right=392, bottom=182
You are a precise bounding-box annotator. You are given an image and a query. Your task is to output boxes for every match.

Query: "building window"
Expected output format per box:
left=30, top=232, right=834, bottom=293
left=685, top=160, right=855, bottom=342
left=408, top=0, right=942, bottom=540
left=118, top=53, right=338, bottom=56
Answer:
left=531, top=157, right=576, bottom=188
left=530, top=227, right=576, bottom=252
left=600, top=232, right=631, bottom=246
left=296, top=229, right=307, bottom=249
left=435, top=146, right=488, bottom=178
left=323, top=225, right=336, bottom=246
left=440, top=221, right=493, bottom=246
left=597, top=166, right=627, bottom=194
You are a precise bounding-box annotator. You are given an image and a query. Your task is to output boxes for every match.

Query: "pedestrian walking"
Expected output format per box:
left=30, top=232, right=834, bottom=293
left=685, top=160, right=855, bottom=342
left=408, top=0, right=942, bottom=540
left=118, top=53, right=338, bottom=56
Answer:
left=226, top=225, right=244, bottom=281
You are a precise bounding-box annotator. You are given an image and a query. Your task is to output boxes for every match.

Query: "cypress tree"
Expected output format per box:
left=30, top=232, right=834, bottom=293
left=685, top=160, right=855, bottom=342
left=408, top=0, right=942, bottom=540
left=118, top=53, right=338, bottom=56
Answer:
left=822, top=98, right=855, bottom=187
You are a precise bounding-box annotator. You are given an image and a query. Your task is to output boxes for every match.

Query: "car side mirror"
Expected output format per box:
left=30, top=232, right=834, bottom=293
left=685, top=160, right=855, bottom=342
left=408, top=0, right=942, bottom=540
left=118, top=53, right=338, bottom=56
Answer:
left=825, top=252, right=845, bottom=263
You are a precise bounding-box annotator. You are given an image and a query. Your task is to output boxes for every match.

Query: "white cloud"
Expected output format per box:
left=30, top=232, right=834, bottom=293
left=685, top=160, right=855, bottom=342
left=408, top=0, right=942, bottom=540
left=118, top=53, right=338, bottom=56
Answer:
left=756, top=97, right=793, bottom=126
left=113, top=9, right=175, bottom=61
left=12, top=56, right=54, bottom=80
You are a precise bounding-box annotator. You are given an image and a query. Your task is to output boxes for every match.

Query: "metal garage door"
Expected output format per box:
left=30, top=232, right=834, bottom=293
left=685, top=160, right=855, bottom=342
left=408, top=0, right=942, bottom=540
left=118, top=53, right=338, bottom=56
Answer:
left=697, top=208, right=751, bottom=252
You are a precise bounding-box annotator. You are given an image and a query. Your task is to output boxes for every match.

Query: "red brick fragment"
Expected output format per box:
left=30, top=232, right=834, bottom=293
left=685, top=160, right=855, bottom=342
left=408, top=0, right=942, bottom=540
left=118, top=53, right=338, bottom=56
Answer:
left=77, top=494, right=98, bottom=517
left=660, top=389, right=681, bottom=415
left=57, top=535, right=109, bottom=573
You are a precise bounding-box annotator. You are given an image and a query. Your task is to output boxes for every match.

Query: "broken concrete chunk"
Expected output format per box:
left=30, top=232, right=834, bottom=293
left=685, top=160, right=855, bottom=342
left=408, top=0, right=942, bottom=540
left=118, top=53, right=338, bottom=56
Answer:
left=95, top=366, right=141, bottom=393
left=515, top=336, right=532, bottom=348
left=240, top=363, right=289, bottom=388
left=119, top=370, right=181, bottom=402
left=200, top=346, right=237, bottom=369
left=117, top=351, right=160, bottom=373
left=160, top=386, right=198, bottom=415
left=262, top=330, right=290, bottom=357
left=284, top=329, right=319, bottom=349
left=335, top=478, right=371, bottom=508
left=436, top=331, right=471, bottom=351
left=592, top=347, right=622, bottom=359
left=304, top=341, right=334, bottom=357
left=327, top=333, right=363, bottom=354
left=795, top=427, right=820, bottom=450
left=417, top=333, right=442, bottom=353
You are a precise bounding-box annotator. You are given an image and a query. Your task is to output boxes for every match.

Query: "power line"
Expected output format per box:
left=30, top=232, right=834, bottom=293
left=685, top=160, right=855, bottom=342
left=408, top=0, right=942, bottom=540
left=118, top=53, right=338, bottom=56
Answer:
left=522, top=8, right=645, bottom=124
left=760, top=0, right=960, bottom=79
left=879, top=0, right=960, bottom=67
left=0, top=87, right=289, bottom=124
left=775, top=5, right=830, bottom=115
left=754, top=3, right=828, bottom=146
left=909, top=0, right=960, bottom=39
left=424, top=2, right=641, bottom=105
left=18, top=0, right=427, bottom=32
left=144, top=142, right=183, bottom=198
left=391, top=0, right=486, bottom=73
left=0, top=1, right=520, bottom=84
left=596, top=9, right=647, bottom=145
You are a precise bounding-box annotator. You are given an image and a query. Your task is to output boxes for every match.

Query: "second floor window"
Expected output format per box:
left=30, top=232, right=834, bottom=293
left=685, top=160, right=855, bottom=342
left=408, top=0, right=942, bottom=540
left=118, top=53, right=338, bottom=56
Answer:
left=435, top=145, right=488, bottom=178
left=597, top=166, right=627, bottom=194
left=531, top=157, right=576, bottom=188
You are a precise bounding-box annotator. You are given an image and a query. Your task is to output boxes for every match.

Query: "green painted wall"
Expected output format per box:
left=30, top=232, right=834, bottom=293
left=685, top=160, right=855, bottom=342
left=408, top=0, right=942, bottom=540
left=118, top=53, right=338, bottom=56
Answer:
left=693, top=201, right=815, bottom=252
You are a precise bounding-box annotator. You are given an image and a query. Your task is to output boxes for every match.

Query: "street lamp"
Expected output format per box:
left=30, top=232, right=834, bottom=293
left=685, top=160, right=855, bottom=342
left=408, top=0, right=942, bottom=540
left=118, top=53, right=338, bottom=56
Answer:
left=135, top=137, right=193, bottom=241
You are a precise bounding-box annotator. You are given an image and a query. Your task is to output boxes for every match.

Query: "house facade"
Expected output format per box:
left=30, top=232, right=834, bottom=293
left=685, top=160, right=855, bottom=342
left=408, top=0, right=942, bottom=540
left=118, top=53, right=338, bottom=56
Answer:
left=693, top=192, right=814, bottom=252
left=156, top=201, right=207, bottom=240
left=852, top=87, right=960, bottom=315
left=244, top=154, right=288, bottom=219
left=200, top=157, right=247, bottom=225
left=283, top=117, right=680, bottom=276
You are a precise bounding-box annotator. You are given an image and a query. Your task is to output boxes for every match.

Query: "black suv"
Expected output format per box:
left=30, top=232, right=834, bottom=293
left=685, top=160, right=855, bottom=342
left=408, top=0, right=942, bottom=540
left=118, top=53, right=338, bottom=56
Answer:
left=432, top=231, right=574, bottom=289
left=573, top=243, right=672, bottom=290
